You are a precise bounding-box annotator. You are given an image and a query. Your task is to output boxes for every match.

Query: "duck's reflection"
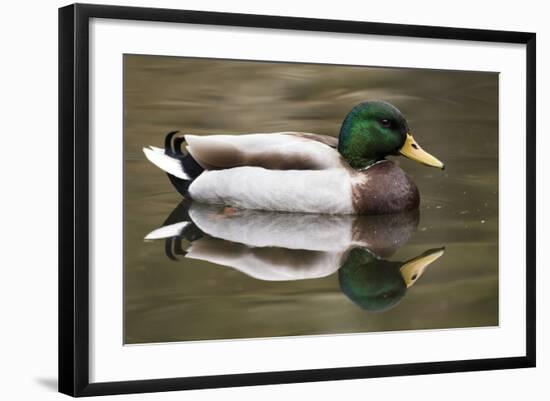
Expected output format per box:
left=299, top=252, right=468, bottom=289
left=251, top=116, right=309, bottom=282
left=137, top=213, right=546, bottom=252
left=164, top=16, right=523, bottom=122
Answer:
left=145, top=201, right=445, bottom=312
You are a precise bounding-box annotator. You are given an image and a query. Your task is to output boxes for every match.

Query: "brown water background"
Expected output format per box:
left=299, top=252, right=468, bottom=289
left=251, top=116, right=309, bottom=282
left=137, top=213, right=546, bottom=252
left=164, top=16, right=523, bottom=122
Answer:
left=123, top=55, right=499, bottom=344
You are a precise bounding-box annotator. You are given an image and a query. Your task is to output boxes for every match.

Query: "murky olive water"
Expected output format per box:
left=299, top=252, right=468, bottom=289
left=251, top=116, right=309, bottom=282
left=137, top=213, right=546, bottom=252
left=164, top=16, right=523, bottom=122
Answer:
left=123, top=55, right=498, bottom=344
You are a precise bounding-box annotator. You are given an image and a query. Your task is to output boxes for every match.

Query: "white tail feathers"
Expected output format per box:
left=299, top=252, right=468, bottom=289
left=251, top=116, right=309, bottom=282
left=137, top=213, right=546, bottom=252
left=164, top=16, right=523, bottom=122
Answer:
left=142, top=146, right=190, bottom=180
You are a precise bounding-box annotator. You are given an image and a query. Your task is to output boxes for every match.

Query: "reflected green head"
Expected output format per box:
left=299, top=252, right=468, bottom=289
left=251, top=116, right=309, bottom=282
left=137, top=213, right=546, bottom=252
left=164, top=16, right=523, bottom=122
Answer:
left=338, top=248, right=407, bottom=312
left=338, top=101, right=409, bottom=169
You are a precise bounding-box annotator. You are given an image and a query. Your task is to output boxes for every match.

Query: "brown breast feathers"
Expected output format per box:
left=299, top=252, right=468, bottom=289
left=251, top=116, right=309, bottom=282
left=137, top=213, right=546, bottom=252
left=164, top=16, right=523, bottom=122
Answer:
left=351, top=160, right=420, bottom=215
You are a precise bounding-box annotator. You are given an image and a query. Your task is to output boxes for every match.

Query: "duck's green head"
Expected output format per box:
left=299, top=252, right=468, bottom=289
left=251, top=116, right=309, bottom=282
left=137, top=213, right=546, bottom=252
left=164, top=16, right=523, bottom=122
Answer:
left=338, top=101, right=445, bottom=170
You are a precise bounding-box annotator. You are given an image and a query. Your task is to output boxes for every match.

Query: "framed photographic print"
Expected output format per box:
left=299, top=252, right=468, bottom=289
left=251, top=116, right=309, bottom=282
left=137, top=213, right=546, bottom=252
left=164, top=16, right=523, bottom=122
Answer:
left=58, top=3, right=536, bottom=397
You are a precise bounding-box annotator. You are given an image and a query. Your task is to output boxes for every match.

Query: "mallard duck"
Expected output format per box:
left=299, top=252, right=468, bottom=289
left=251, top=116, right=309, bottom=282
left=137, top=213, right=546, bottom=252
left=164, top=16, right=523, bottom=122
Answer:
left=143, top=101, right=444, bottom=215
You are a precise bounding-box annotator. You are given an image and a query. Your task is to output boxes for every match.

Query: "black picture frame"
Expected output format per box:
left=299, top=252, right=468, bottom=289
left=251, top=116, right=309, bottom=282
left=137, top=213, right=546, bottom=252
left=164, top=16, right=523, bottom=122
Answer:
left=58, top=3, right=536, bottom=397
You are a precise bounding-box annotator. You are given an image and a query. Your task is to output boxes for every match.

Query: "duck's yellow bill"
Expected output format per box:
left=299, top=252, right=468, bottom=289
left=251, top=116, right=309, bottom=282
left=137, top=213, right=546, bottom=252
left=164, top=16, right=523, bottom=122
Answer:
left=399, top=133, right=445, bottom=170
left=400, top=247, right=445, bottom=288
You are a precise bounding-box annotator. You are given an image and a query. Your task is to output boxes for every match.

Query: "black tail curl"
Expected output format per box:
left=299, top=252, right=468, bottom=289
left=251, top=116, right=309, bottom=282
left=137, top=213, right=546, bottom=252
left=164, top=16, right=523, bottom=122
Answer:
left=162, top=131, right=204, bottom=196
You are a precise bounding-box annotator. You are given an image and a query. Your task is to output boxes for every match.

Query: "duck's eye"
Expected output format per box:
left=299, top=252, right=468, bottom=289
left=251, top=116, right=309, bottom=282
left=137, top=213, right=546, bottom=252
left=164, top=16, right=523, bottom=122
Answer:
left=381, top=119, right=392, bottom=128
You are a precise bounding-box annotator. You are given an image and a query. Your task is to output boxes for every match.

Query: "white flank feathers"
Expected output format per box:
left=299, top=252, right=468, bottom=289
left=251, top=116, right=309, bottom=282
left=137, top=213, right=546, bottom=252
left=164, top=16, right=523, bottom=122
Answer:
left=142, top=146, right=189, bottom=180
left=188, top=167, right=354, bottom=214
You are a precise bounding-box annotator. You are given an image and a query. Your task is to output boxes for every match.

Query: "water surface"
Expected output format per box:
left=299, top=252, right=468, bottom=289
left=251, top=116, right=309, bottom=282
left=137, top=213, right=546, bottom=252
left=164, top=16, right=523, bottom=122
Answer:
left=123, top=55, right=498, bottom=344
